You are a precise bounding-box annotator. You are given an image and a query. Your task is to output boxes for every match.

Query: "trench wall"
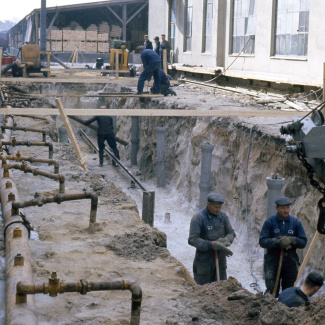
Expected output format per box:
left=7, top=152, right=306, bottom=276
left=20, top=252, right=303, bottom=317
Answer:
left=38, top=82, right=325, bottom=273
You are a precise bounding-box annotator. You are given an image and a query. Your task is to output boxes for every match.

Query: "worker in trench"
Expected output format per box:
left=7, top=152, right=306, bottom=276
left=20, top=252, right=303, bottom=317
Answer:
left=150, top=69, right=177, bottom=96
left=188, top=193, right=236, bottom=285
left=85, top=114, right=120, bottom=167
left=259, top=196, right=307, bottom=296
left=136, top=46, right=161, bottom=95
left=278, top=271, right=324, bottom=307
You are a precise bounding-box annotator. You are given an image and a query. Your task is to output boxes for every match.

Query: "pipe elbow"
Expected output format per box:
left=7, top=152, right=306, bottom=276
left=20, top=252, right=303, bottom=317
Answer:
left=47, top=142, right=53, bottom=150
left=129, top=282, right=142, bottom=301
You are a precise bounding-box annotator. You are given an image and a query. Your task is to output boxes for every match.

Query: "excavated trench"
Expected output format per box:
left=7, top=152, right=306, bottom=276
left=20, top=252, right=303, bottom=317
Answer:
left=1, top=80, right=325, bottom=324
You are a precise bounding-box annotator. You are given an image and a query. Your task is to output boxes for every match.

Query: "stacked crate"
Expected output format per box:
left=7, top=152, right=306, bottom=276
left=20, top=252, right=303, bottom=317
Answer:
left=98, top=21, right=110, bottom=53
left=50, top=29, right=63, bottom=52
left=85, top=24, right=98, bottom=52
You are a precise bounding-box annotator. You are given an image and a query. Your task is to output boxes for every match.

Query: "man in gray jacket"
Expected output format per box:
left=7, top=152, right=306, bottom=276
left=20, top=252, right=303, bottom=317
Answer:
left=188, top=193, right=236, bottom=285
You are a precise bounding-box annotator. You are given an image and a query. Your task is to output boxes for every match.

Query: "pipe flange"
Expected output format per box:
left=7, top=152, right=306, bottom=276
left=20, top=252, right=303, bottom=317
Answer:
left=4, top=221, right=30, bottom=239
left=80, top=279, right=88, bottom=295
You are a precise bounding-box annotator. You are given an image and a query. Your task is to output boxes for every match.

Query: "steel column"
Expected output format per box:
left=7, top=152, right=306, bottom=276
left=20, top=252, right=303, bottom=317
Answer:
left=40, top=0, right=47, bottom=51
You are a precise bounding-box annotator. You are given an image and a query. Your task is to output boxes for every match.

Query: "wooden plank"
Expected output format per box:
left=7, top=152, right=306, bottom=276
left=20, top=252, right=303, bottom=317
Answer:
left=1, top=108, right=306, bottom=118
left=163, top=49, right=167, bottom=75
left=24, top=93, right=163, bottom=98
left=0, top=48, right=2, bottom=78
left=0, top=77, right=128, bottom=84
left=55, top=99, right=89, bottom=172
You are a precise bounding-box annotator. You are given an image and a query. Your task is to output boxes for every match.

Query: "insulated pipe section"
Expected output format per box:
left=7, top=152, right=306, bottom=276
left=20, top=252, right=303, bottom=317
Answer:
left=266, top=174, right=285, bottom=218
left=131, top=116, right=139, bottom=165
left=1, top=125, right=48, bottom=142
left=2, top=162, right=65, bottom=193
left=12, top=192, right=98, bottom=227
left=199, top=143, right=214, bottom=209
left=0, top=116, right=38, bottom=324
left=1, top=151, right=60, bottom=173
left=0, top=138, right=53, bottom=159
left=15, top=115, right=50, bottom=124
left=16, top=273, right=142, bottom=325
left=155, top=127, right=167, bottom=188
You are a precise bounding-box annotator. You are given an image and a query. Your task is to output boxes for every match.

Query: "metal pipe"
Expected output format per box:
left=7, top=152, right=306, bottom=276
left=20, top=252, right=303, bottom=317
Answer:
left=3, top=162, right=65, bottom=193
left=266, top=174, right=285, bottom=217
left=131, top=116, right=139, bottom=165
left=199, top=143, right=214, bottom=209
left=1, top=125, right=48, bottom=142
left=79, top=129, right=146, bottom=191
left=0, top=116, right=38, bottom=324
left=16, top=273, right=142, bottom=325
left=1, top=151, right=60, bottom=173
left=14, top=115, right=51, bottom=124
left=0, top=138, right=53, bottom=159
left=12, top=192, right=98, bottom=227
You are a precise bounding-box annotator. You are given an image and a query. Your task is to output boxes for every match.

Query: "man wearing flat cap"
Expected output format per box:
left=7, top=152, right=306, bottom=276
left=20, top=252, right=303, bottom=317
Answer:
left=188, top=193, right=236, bottom=285
left=259, top=196, right=307, bottom=296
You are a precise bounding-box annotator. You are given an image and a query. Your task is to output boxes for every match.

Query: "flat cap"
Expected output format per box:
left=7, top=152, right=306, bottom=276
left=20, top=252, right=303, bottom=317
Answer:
left=154, top=36, right=159, bottom=40
left=207, top=193, right=224, bottom=204
left=275, top=196, right=292, bottom=206
left=137, top=45, right=145, bottom=51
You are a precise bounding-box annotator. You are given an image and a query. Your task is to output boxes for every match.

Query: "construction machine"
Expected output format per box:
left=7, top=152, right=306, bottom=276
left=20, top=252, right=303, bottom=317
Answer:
left=281, top=106, right=325, bottom=233
left=109, top=40, right=129, bottom=71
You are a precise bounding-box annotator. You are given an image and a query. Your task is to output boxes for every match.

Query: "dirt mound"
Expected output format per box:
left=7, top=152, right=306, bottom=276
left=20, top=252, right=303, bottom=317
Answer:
left=105, top=226, right=167, bottom=261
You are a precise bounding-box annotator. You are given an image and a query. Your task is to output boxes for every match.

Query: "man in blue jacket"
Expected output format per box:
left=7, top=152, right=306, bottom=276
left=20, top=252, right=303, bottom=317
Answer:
left=278, top=272, right=323, bottom=307
left=150, top=69, right=176, bottom=96
left=188, top=193, right=236, bottom=285
left=136, top=46, right=161, bottom=95
left=259, top=196, right=307, bottom=296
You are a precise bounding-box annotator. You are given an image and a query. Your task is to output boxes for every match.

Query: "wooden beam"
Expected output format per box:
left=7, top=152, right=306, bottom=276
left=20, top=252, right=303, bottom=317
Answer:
left=24, top=94, right=163, bottom=98
left=106, top=6, right=123, bottom=23
left=55, top=99, right=89, bottom=172
left=46, top=9, right=59, bottom=37
left=126, top=2, right=148, bottom=24
left=1, top=108, right=306, bottom=118
left=1, top=77, right=128, bottom=84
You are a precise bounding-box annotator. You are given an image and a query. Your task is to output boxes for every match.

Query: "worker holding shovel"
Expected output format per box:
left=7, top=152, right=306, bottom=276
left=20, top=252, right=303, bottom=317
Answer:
left=259, top=197, right=307, bottom=297
left=188, top=193, right=236, bottom=285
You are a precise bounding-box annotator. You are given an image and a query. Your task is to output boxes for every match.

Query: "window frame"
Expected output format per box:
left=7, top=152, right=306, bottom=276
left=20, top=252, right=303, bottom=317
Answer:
left=184, top=0, right=193, bottom=52
left=202, top=0, right=214, bottom=53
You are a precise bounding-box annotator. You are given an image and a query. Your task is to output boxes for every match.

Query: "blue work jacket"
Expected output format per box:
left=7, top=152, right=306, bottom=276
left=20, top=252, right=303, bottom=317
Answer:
left=278, top=287, right=308, bottom=307
left=259, top=214, right=307, bottom=255
left=141, top=49, right=161, bottom=69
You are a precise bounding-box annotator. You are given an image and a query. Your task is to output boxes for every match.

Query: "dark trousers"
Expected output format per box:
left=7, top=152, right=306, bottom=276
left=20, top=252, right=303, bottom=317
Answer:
left=264, top=252, right=299, bottom=296
left=193, top=251, right=227, bottom=285
left=97, top=134, right=120, bottom=165
left=137, top=62, right=161, bottom=94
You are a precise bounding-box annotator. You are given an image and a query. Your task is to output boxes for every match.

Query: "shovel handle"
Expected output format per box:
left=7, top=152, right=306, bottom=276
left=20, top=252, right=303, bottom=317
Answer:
left=273, top=249, right=284, bottom=297
left=215, top=251, right=220, bottom=282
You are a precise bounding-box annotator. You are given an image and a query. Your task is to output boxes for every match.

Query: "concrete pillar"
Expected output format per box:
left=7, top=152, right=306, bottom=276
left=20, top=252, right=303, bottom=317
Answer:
left=266, top=174, right=285, bottom=217
left=155, top=127, right=167, bottom=187
left=142, top=191, right=155, bottom=227
left=131, top=116, right=139, bottom=165
left=58, top=126, right=69, bottom=143
left=40, top=0, right=47, bottom=51
left=199, top=143, right=214, bottom=209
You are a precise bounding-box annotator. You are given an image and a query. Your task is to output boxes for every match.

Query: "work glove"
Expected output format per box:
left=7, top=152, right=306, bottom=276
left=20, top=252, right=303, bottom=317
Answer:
left=278, top=236, right=291, bottom=248
left=212, top=241, right=233, bottom=257
left=289, top=236, right=297, bottom=245
left=218, top=237, right=231, bottom=247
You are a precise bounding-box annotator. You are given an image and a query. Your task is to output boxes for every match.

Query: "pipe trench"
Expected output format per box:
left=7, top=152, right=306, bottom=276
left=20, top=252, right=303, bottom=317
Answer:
left=0, top=138, right=53, bottom=159
left=2, top=162, right=65, bottom=193
left=16, top=274, right=142, bottom=325
left=12, top=192, right=98, bottom=227
left=1, top=125, right=48, bottom=142
left=1, top=152, right=60, bottom=173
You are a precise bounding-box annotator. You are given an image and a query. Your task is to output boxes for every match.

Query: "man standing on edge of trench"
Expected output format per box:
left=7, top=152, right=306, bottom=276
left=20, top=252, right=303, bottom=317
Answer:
left=259, top=196, right=307, bottom=296
left=188, top=193, right=236, bottom=285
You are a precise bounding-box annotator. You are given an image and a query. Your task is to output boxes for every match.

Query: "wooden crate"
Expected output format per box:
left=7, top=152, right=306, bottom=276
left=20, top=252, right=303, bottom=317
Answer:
left=98, top=33, right=109, bottom=42
left=98, top=42, right=109, bottom=53
left=46, top=41, right=51, bottom=51
left=51, top=30, right=62, bottom=41
left=86, top=31, right=97, bottom=41
left=63, top=30, right=73, bottom=40
left=84, top=42, right=98, bottom=53
left=52, top=41, right=62, bottom=52
left=74, top=30, right=85, bottom=41
left=62, top=41, right=69, bottom=52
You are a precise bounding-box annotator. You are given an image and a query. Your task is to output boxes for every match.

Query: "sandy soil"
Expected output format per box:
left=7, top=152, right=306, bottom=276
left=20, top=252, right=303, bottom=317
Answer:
left=1, top=75, right=325, bottom=324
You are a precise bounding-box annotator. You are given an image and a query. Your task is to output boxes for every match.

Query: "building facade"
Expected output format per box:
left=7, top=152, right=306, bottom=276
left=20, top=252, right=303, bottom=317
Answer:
left=149, top=0, right=324, bottom=87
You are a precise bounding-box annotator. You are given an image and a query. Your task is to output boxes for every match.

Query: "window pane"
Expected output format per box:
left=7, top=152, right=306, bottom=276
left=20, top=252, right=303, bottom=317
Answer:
left=232, top=0, right=255, bottom=54
left=275, top=0, right=309, bottom=56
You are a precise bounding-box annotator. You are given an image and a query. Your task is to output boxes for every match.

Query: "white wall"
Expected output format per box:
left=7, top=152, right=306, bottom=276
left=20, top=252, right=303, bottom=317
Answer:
left=148, top=0, right=325, bottom=86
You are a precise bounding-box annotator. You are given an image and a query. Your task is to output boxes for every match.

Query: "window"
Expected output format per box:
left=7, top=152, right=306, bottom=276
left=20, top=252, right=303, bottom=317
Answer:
left=275, top=0, right=309, bottom=56
left=184, top=0, right=193, bottom=52
left=170, top=0, right=176, bottom=52
left=203, top=0, right=213, bottom=52
left=232, top=0, right=256, bottom=54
